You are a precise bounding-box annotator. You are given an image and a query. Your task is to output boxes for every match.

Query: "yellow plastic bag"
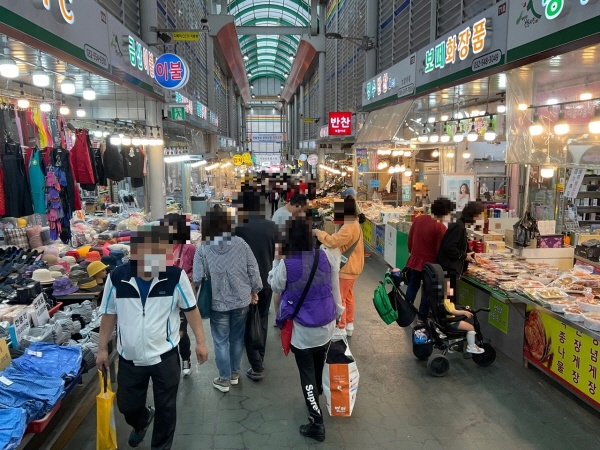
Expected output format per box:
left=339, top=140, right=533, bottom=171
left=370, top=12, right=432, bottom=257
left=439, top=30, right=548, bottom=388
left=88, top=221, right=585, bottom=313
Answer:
left=97, top=369, right=118, bottom=450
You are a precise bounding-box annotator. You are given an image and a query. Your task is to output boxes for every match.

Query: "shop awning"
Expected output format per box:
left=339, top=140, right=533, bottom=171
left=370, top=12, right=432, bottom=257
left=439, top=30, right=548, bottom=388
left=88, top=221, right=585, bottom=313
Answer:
left=355, top=100, right=414, bottom=146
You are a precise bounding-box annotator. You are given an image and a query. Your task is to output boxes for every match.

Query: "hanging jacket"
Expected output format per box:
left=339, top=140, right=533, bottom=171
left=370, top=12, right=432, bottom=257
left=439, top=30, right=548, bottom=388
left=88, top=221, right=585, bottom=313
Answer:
left=93, top=146, right=107, bottom=186
left=278, top=249, right=336, bottom=328
left=103, top=140, right=125, bottom=181
left=29, top=149, right=47, bottom=214
left=70, top=129, right=95, bottom=185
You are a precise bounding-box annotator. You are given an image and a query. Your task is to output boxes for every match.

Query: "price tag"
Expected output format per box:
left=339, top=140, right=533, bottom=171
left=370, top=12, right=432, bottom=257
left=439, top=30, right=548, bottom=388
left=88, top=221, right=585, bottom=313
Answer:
left=0, top=376, right=13, bottom=386
left=31, top=293, right=50, bottom=327
left=26, top=349, right=43, bottom=358
left=12, top=309, right=31, bottom=344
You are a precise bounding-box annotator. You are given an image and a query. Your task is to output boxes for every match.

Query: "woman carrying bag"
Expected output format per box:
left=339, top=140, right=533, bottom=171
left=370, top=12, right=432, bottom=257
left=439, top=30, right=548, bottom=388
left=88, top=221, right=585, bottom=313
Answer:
left=269, top=217, right=343, bottom=442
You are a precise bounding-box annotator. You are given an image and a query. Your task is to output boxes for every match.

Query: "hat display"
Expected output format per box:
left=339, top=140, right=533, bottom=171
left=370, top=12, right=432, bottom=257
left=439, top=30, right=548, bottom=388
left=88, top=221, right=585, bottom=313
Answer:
left=50, top=271, right=64, bottom=280
left=32, top=269, right=55, bottom=285
left=42, top=254, right=58, bottom=265
left=87, top=261, right=109, bottom=278
left=77, top=246, right=92, bottom=258
left=86, top=251, right=101, bottom=262
left=62, top=256, right=78, bottom=267
left=69, top=270, right=87, bottom=282
left=101, top=256, right=117, bottom=272
left=65, top=250, right=81, bottom=261
left=56, top=260, right=71, bottom=274
left=77, top=277, right=104, bottom=293
left=52, top=277, right=79, bottom=296
left=48, top=265, right=66, bottom=274
left=43, top=247, right=59, bottom=258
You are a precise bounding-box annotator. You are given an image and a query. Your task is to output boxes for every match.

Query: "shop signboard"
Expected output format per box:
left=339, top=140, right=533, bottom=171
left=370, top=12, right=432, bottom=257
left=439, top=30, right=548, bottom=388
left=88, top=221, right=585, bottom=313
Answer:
left=173, top=31, right=200, bottom=42
left=356, top=148, right=369, bottom=171
left=250, top=134, right=284, bottom=143
left=415, top=1, right=509, bottom=94
left=369, top=179, right=380, bottom=188
left=458, top=280, right=476, bottom=309
left=0, top=0, right=111, bottom=73
left=402, top=184, right=411, bottom=202
left=307, top=154, right=318, bottom=166
left=361, top=220, right=374, bottom=248
left=154, top=53, right=190, bottom=90
left=564, top=168, right=586, bottom=200
left=362, top=54, right=417, bottom=110
left=375, top=225, right=385, bottom=254
left=232, top=154, right=243, bottom=166
left=328, top=112, right=353, bottom=136
left=507, top=0, right=600, bottom=63
left=524, top=306, right=600, bottom=409
left=488, top=297, right=509, bottom=334
left=242, top=152, right=253, bottom=164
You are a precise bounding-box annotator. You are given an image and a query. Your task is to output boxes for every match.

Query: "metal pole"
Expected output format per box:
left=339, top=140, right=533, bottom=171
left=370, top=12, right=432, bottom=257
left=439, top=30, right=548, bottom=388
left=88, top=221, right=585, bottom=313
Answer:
left=299, top=85, right=305, bottom=142
left=146, top=100, right=166, bottom=219
left=318, top=5, right=326, bottom=123
left=365, top=0, right=378, bottom=79
left=228, top=78, right=236, bottom=139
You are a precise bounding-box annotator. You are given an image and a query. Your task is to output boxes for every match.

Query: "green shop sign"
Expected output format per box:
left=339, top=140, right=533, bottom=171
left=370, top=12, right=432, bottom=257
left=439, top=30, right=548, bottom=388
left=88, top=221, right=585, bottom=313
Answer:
left=488, top=297, right=509, bottom=334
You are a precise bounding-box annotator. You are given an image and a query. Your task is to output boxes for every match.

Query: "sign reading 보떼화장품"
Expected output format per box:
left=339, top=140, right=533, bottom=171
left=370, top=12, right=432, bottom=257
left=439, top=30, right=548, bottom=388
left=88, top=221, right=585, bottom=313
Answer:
left=362, top=54, right=416, bottom=109
left=507, top=0, right=600, bottom=63
left=32, top=0, right=75, bottom=24
left=415, top=1, right=508, bottom=93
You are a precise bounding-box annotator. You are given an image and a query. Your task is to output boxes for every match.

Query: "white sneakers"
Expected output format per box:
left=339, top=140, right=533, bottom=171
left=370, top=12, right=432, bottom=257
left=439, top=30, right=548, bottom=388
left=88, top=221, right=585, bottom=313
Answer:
left=333, top=327, right=347, bottom=337
left=466, top=331, right=485, bottom=354
left=346, top=322, right=354, bottom=337
left=182, top=360, right=192, bottom=377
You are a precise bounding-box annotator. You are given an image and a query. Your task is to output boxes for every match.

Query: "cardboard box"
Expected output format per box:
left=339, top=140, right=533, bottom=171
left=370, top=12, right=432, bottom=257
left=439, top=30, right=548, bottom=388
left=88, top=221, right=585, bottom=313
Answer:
left=469, top=230, right=504, bottom=241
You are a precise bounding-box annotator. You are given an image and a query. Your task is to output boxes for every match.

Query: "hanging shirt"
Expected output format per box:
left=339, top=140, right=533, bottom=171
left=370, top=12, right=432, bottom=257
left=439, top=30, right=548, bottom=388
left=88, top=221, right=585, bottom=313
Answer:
left=70, top=129, right=95, bottom=185
left=29, top=149, right=47, bottom=214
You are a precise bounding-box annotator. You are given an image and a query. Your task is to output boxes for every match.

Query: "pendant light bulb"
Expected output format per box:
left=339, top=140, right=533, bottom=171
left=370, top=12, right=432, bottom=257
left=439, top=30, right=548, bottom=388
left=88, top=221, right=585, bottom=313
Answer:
left=432, top=150, right=439, bottom=158
left=110, top=130, right=121, bottom=146
left=403, top=150, right=412, bottom=157
left=17, top=96, right=30, bottom=109
left=388, top=166, right=396, bottom=174
left=59, top=105, right=70, bottom=115
left=580, top=92, right=593, bottom=101
left=453, top=133, right=464, bottom=143
left=32, top=69, right=50, bottom=87
left=429, top=134, right=440, bottom=143
left=404, top=169, right=412, bottom=177
left=517, top=103, right=528, bottom=111
left=462, top=151, right=471, bottom=159
left=417, top=134, right=429, bottom=143
left=440, top=132, right=450, bottom=143
left=394, top=164, right=402, bottom=172
left=484, top=130, right=496, bottom=141
left=76, top=103, right=85, bottom=117
left=467, top=123, right=478, bottom=142
left=588, top=108, right=600, bottom=134
left=446, top=150, right=455, bottom=158
left=82, top=84, right=96, bottom=101
left=529, top=114, right=544, bottom=136
left=554, top=111, right=570, bottom=135
left=497, top=104, right=506, bottom=113
left=540, top=167, right=555, bottom=179
left=39, top=100, right=52, bottom=112
left=121, top=135, right=132, bottom=146
left=398, top=164, right=406, bottom=172
left=60, top=78, right=76, bottom=95
left=94, top=127, right=103, bottom=138
left=0, top=56, right=19, bottom=78
left=440, top=114, right=449, bottom=121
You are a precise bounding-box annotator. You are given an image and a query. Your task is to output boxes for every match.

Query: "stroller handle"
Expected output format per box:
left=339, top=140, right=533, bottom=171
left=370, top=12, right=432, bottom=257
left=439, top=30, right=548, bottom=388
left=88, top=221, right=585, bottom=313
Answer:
left=472, top=307, right=491, bottom=314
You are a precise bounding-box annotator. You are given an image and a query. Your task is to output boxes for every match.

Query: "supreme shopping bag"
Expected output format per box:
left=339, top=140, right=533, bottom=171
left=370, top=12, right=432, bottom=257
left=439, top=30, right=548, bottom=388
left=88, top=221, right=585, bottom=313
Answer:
left=322, top=337, right=359, bottom=417
left=96, top=369, right=118, bottom=450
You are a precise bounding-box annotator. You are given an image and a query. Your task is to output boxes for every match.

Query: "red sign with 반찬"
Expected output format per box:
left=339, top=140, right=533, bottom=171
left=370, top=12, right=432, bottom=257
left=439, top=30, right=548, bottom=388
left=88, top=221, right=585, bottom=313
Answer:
left=328, top=112, right=353, bottom=136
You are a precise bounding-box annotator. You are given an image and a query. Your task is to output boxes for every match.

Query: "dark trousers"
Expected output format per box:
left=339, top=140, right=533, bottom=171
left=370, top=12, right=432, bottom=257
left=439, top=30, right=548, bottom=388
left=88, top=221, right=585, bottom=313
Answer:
left=245, top=287, right=272, bottom=372
left=179, top=312, right=191, bottom=362
left=406, top=269, right=429, bottom=320
left=292, top=343, right=328, bottom=424
left=117, top=351, right=181, bottom=450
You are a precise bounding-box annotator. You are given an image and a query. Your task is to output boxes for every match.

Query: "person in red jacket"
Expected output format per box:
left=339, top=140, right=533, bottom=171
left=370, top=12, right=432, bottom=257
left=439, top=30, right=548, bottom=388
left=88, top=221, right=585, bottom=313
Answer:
left=406, top=197, right=454, bottom=321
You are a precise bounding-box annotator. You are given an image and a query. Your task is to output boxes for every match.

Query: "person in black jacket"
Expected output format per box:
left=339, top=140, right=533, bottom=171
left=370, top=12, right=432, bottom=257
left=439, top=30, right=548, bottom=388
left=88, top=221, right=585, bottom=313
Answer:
left=436, top=201, right=485, bottom=302
left=234, top=189, right=278, bottom=381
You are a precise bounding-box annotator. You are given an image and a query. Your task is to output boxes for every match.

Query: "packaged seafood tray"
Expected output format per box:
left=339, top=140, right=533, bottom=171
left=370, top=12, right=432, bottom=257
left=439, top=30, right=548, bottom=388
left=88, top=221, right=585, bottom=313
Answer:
left=545, top=298, right=575, bottom=313
left=583, top=313, right=600, bottom=331
left=564, top=307, right=585, bottom=322
left=577, top=297, right=600, bottom=313
left=535, top=288, right=569, bottom=300
left=549, top=274, right=580, bottom=289
left=499, top=281, right=519, bottom=292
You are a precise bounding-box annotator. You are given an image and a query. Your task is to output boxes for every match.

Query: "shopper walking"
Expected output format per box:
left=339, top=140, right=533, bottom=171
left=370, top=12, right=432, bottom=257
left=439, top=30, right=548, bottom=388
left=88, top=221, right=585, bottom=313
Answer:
left=163, top=214, right=198, bottom=378
left=269, top=217, right=343, bottom=442
left=314, top=196, right=364, bottom=336
left=271, top=193, right=308, bottom=227
left=269, top=189, right=280, bottom=217
left=97, top=224, right=209, bottom=450
left=437, top=201, right=485, bottom=303
left=405, top=197, right=454, bottom=321
left=193, top=207, right=262, bottom=393
left=234, top=191, right=278, bottom=381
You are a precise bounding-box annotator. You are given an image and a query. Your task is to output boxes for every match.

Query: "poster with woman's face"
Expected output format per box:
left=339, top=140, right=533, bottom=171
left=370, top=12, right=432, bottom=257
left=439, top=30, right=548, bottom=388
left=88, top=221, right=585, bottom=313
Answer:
left=441, top=175, right=475, bottom=211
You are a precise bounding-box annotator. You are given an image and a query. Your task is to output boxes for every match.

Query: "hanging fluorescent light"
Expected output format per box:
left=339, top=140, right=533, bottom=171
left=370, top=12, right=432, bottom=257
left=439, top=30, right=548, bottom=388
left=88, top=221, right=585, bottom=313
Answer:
left=190, top=160, right=208, bottom=168
left=0, top=56, right=19, bottom=78
left=110, top=130, right=121, bottom=146
left=152, top=131, right=164, bottom=146
left=517, top=103, right=528, bottom=111
left=121, top=135, right=132, bottom=146
left=554, top=110, right=570, bottom=135
left=432, top=150, right=439, bottom=158
left=164, top=155, right=190, bottom=163
left=580, top=92, right=593, bottom=101
left=140, top=136, right=150, bottom=146
left=82, top=84, right=96, bottom=101
left=540, top=167, right=555, bottom=178
left=59, top=105, right=70, bottom=115
left=61, top=78, right=76, bottom=95
left=205, top=163, right=220, bottom=171
left=221, top=162, right=232, bottom=168
left=39, top=100, right=52, bottom=112
left=589, top=107, right=600, bottom=134
left=529, top=113, right=544, bottom=136
left=32, top=69, right=50, bottom=87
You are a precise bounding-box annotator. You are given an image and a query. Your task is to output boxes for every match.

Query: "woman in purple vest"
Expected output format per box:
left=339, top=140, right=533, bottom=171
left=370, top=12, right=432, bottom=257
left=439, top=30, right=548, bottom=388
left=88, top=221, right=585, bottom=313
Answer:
left=268, top=217, right=344, bottom=442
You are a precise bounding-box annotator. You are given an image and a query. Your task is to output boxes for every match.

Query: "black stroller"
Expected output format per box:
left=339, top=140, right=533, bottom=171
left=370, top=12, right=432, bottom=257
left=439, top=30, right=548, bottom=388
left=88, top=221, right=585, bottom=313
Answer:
left=404, top=263, right=497, bottom=376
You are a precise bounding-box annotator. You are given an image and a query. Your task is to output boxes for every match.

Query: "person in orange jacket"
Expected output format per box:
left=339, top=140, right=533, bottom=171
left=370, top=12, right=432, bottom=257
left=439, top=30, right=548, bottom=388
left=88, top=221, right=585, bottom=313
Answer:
left=313, top=197, right=364, bottom=336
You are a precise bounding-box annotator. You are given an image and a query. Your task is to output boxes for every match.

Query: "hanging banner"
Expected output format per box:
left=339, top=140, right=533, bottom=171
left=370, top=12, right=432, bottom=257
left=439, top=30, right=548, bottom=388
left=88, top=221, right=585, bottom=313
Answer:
left=507, top=1, right=600, bottom=63
left=249, top=134, right=284, bottom=143
left=415, top=1, right=509, bottom=94
left=362, top=54, right=417, bottom=110
left=564, top=168, right=586, bottom=200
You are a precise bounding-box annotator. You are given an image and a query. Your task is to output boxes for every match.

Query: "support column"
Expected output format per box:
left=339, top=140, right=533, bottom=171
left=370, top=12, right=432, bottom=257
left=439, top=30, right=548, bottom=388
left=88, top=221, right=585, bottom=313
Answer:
left=228, top=78, right=236, bottom=139
left=206, top=30, right=218, bottom=153
left=365, top=0, right=378, bottom=79
left=145, top=100, right=166, bottom=219
left=237, top=95, right=243, bottom=145
left=299, top=85, right=305, bottom=142
left=318, top=4, right=326, bottom=122
left=181, top=163, right=191, bottom=213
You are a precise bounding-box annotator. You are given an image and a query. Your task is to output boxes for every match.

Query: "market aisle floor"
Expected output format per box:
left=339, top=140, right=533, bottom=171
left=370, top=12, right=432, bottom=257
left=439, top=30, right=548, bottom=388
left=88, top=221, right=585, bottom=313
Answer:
left=65, top=253, right=600, bottom=450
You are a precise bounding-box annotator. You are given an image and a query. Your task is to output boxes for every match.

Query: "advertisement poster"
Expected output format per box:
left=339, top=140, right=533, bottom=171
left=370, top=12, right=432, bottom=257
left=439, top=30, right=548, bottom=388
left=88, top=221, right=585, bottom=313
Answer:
left=441, top=174, right=475, bottom=211
left=524, top=307, right=600, bottom=408
left=375, top=225, right=385, bottom=254
left=361, top=220, right=374, bottom=248
left=356, top=149, right=369, bottom=172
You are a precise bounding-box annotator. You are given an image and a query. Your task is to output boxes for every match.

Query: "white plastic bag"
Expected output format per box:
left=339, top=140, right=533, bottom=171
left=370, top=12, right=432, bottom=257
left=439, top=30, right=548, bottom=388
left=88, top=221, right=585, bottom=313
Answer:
left=322, top=336, right=359, bottom=417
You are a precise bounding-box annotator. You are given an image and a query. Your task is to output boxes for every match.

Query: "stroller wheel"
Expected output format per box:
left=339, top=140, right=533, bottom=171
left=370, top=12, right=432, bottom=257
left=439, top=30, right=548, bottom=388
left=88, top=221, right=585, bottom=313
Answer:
left=427, top=354, right=450, bottom=377
left=472, top=343, right=496, bottom=367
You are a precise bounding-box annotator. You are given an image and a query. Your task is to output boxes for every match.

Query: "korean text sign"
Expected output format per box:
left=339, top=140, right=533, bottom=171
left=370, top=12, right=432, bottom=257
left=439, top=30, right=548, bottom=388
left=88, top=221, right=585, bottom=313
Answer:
left=154, top=53, right=190, bottom=90
left=328, top=112, right=352, bottom=136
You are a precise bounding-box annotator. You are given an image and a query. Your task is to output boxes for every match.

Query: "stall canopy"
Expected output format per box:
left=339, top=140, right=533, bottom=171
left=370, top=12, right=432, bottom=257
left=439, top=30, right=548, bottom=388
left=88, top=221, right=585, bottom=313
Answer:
left=355, top=100, right=414, bottom=146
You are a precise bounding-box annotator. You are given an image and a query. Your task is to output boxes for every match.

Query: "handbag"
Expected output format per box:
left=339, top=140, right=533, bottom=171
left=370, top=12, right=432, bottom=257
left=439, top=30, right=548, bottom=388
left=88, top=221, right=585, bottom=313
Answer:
left=197, top=246, right=212, bottom=319
left=280, top=250, right=321, bottom=356
left=322, top=336, right=359, bottom=417
left=340, top=229, right=363, bottom=269
left=96, top=368, right=117, bottom=450
left=248, top=304, right=264, bottom=349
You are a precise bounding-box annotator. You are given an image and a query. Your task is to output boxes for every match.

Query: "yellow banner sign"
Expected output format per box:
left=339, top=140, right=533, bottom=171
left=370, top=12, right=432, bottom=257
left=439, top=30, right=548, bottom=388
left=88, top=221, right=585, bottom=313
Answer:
left=173, top=31, right=200, bottom=41
left=233, top=155, right=243, bottom=166
left=242, top=152, right=252, bottom=164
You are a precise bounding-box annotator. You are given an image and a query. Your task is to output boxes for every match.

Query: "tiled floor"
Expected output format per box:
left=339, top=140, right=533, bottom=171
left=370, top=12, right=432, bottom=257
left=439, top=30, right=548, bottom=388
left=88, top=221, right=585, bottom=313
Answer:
left=65, top=253, right=600, bottom=449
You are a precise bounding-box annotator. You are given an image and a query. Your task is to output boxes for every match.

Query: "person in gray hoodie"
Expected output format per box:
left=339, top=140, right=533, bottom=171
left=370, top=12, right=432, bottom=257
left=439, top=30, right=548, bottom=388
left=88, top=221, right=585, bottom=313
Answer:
left=193, top=206, right=262, bottom=393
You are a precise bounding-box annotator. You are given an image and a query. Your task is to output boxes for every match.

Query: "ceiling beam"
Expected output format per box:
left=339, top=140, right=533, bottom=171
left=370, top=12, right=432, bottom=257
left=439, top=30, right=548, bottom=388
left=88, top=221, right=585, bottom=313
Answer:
left=236, top=26, right=309, bottom=35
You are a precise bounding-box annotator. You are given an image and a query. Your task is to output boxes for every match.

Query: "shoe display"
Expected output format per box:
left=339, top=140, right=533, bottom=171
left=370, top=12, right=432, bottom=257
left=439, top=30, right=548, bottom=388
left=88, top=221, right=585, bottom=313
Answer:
left=299, top=420, right=326, bottom=442
left=128, top=406, right=155, bottom=447
left=213, top=377, right=230, bottom=393
left=346, top=322, right=354, bottom=337
left=182, top=359, right=192, bottom=377
left=230, top=373, right=240, bottom=385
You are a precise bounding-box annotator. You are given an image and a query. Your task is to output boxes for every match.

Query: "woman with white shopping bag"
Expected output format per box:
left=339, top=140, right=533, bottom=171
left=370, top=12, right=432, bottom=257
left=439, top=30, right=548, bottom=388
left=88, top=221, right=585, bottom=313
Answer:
left=269, top=217, right=344, bottom=442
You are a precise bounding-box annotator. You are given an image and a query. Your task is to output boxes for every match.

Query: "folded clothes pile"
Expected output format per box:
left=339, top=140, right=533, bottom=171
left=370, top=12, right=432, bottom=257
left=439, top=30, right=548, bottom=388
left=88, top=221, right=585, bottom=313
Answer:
left=0, top=406, right=27, bottom=450
left=12, top=342, right=83, bottom=381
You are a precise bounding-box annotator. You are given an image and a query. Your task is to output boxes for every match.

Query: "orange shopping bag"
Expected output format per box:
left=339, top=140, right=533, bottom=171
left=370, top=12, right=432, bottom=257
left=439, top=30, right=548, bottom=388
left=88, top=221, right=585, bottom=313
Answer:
left=97, top=368, right=118, bottom=450
left=322, top=336, right=359, bottom=417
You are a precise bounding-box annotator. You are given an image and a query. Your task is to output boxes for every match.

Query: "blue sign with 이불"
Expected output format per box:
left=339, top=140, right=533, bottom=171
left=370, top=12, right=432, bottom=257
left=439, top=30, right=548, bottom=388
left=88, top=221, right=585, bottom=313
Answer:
left=154, top=53, right=190, bottom=90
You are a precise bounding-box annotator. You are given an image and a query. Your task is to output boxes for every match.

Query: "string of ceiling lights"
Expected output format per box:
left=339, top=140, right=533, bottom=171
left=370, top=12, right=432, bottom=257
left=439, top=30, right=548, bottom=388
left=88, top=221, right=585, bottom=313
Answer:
left=526, top=97, right=600, bottom=136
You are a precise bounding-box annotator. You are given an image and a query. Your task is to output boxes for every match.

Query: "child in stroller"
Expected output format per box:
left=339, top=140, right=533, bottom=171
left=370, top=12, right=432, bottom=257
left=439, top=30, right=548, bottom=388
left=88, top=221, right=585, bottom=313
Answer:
left=442, top=279, right=484, bottom=354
